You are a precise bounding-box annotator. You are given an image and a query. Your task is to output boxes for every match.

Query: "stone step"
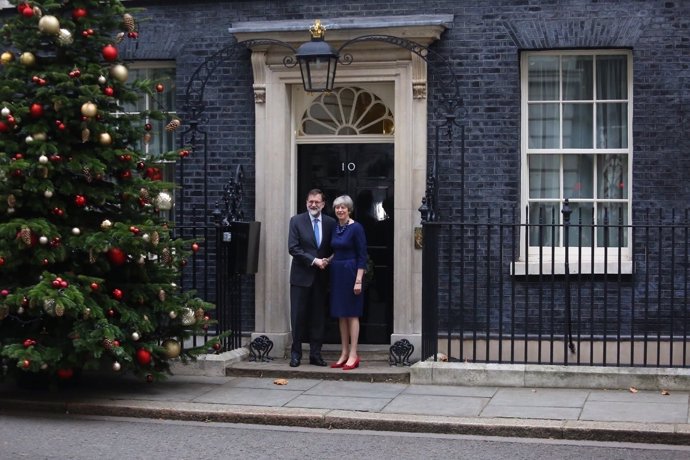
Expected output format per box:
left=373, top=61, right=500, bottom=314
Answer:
left=226, top=358, right=410, bottom=383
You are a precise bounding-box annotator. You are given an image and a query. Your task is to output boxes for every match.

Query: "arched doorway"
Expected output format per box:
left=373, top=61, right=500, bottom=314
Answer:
left=231, top=15, right=453, bottom=359
left=295, top=86, right=394, bottom=343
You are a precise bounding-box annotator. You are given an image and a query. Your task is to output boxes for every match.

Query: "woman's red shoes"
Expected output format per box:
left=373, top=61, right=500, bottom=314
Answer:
left=330, top=361, right=346, bottom=368
left=342, top=357, right=360, bottom=371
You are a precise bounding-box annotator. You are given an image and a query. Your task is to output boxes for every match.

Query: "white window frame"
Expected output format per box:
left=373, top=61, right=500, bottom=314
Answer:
left=517, top=50, right=633, bottom=275
left=115, top=61, right=177, bottom=220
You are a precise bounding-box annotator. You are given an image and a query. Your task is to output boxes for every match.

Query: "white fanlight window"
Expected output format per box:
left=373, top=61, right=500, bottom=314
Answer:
left=299, top=86, right=394, bottom=137
left=520, top=50, right=633, bottom=273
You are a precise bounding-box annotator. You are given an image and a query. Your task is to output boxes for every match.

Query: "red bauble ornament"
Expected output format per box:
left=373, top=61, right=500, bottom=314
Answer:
left=191, top=243, right=200, bottom=252
left=136, top=348, right=152, bottom=366
left=74, top=195, right=86, bottom=207
left=72, top=8, right=87, bottom=20
left=107, top=247, right=127, bottom=266
left=102, top=44, right=118, bottom=62
left=29, top=103, right=43, bottom=118
left=56, top=368, right=74, bottom=380
left=90, top=282, right=99, bottom=291
left=23, top=339, right=35, bottom=348
left=103, top=87, right=114, bottom=97
left=155, top=83, right=164, bottom=93
left=144, top=123, right=152, bottom=131
left=22, top=360, right=30, bottom=369
left=0, top=256, right=5, bottom=266
left=107, top=308, right=116, bottom=317
left=212, top=342, right=221, bottom=351
left=0, top=289, right=9, bottom=297
left=0, top=121, right=9, bottom=133
left=112, top=288, right=123, bottom=300
left=21, top=6, right=33, bottom=18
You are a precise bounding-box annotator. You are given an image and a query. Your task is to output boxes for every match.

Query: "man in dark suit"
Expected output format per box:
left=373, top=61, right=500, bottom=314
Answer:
left=288, top=189, right=336, bottom=367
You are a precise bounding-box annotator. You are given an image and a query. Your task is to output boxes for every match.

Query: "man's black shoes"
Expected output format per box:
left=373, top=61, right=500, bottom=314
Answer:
left=309, top=356, right=328, bottom=366
left=289, top=357, right=300, bottom=367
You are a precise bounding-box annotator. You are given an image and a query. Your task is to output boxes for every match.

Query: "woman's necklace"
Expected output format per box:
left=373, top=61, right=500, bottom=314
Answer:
left=336, top=219, right=351, bottom=235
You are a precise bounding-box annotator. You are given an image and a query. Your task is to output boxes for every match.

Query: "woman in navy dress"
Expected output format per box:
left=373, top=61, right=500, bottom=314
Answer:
left=328, top=195, right=368, bottom=370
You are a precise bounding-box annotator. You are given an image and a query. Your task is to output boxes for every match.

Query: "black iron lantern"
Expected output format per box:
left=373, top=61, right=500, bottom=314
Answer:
left=295, top=20, right=338, bottom=93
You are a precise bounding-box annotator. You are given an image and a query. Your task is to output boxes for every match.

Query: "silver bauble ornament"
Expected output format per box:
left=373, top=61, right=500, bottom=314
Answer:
left=1, top=107, right=9, bottom=117
left=44, top=190, right=53, bottom=198
left=57, top=28, right=73, bottom=46
left=39, top=155, right=48, bottom=164
left=71, top=227, right=80, bottom=235
left=155, top=192, right=173, bottom=211
left=180, top=308, right=195, bottom=326
left=39, top=236, right=48, bottom=245
left=98, top=75, right=107, bottom=85
left=131, top=331, right=140, bottom=341
left=112, top=362, right=121, bottom=372
left=101, top=219, right=112, bottom=230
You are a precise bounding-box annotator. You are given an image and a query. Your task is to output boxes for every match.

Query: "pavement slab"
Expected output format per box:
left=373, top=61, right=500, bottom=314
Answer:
left=382, top=394, right=489, bottom=417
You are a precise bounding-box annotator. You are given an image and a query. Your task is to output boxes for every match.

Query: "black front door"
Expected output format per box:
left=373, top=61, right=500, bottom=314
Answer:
left=298, top=143, right=394, bottom=344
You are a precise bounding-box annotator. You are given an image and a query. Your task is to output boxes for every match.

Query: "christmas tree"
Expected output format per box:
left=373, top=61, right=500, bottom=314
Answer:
left=0, top=0, right=217, bottom=384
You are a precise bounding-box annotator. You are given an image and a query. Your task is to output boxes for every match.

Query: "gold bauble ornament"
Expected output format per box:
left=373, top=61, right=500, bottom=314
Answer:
left=98, top=132, right=112, bottom=145
left=38, top=15, right=60, bottom=35
left=33, top=132, right=47, bottom=142
left=162, top=339, right=181, bottom=359
left=110, top=64, right=128, bottom=83
left=19, top=52, right=36, bottom=66
left=1, top=52, right=13, bottom=64
left=81, top=102, right=97, bottom=117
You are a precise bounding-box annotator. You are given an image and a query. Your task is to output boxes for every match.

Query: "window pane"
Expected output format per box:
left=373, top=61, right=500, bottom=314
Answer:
left=150, top=67, right=176, bottom=111
left=596, top=55, right=627, bottom=100
left=597, top=154, right=628, bottom=199
left=562, top=56, right=592, bottom=101
left=528, top=203, right=560, bottom=247
left=563, top=154, right=593, bottom=199
left=566, top=204, right=594, bottom=247
left=528, top=55, right=559, bottom=101
left=596, top=204, right=628, bottom=247
left=529, top=155, right=560, bottom=199
left=563, top=103, right=593, bottom=148
left=528, top=103, right=559, bottom=148
left=596, top=103, right=627, bottom=148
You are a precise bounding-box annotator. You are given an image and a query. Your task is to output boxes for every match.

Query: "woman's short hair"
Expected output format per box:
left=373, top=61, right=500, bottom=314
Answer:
left=333, top=195, right=354, bottom=213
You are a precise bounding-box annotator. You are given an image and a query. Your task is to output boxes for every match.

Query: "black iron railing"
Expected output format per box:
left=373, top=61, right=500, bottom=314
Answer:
left=421, top=202, right=690, bottom=367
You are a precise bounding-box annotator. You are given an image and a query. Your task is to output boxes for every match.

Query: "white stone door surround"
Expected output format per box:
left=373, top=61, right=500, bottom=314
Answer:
left=229, top=15, right=453, bottom=359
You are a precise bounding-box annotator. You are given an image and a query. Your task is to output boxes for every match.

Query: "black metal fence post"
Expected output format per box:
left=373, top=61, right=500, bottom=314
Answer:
left=562, top=199, right=576, bottom=362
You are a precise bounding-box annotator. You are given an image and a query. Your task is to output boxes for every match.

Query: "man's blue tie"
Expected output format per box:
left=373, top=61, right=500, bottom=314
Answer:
left=313, top=218, right=320, bottom=247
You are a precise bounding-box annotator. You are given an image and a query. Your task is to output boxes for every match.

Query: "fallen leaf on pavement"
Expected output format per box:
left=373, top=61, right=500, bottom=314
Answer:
left=661, top=389, right=670, bottom=396
left=273, top=378, right=288, bottom=385
left=629, top=387, right=638, bottom=393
